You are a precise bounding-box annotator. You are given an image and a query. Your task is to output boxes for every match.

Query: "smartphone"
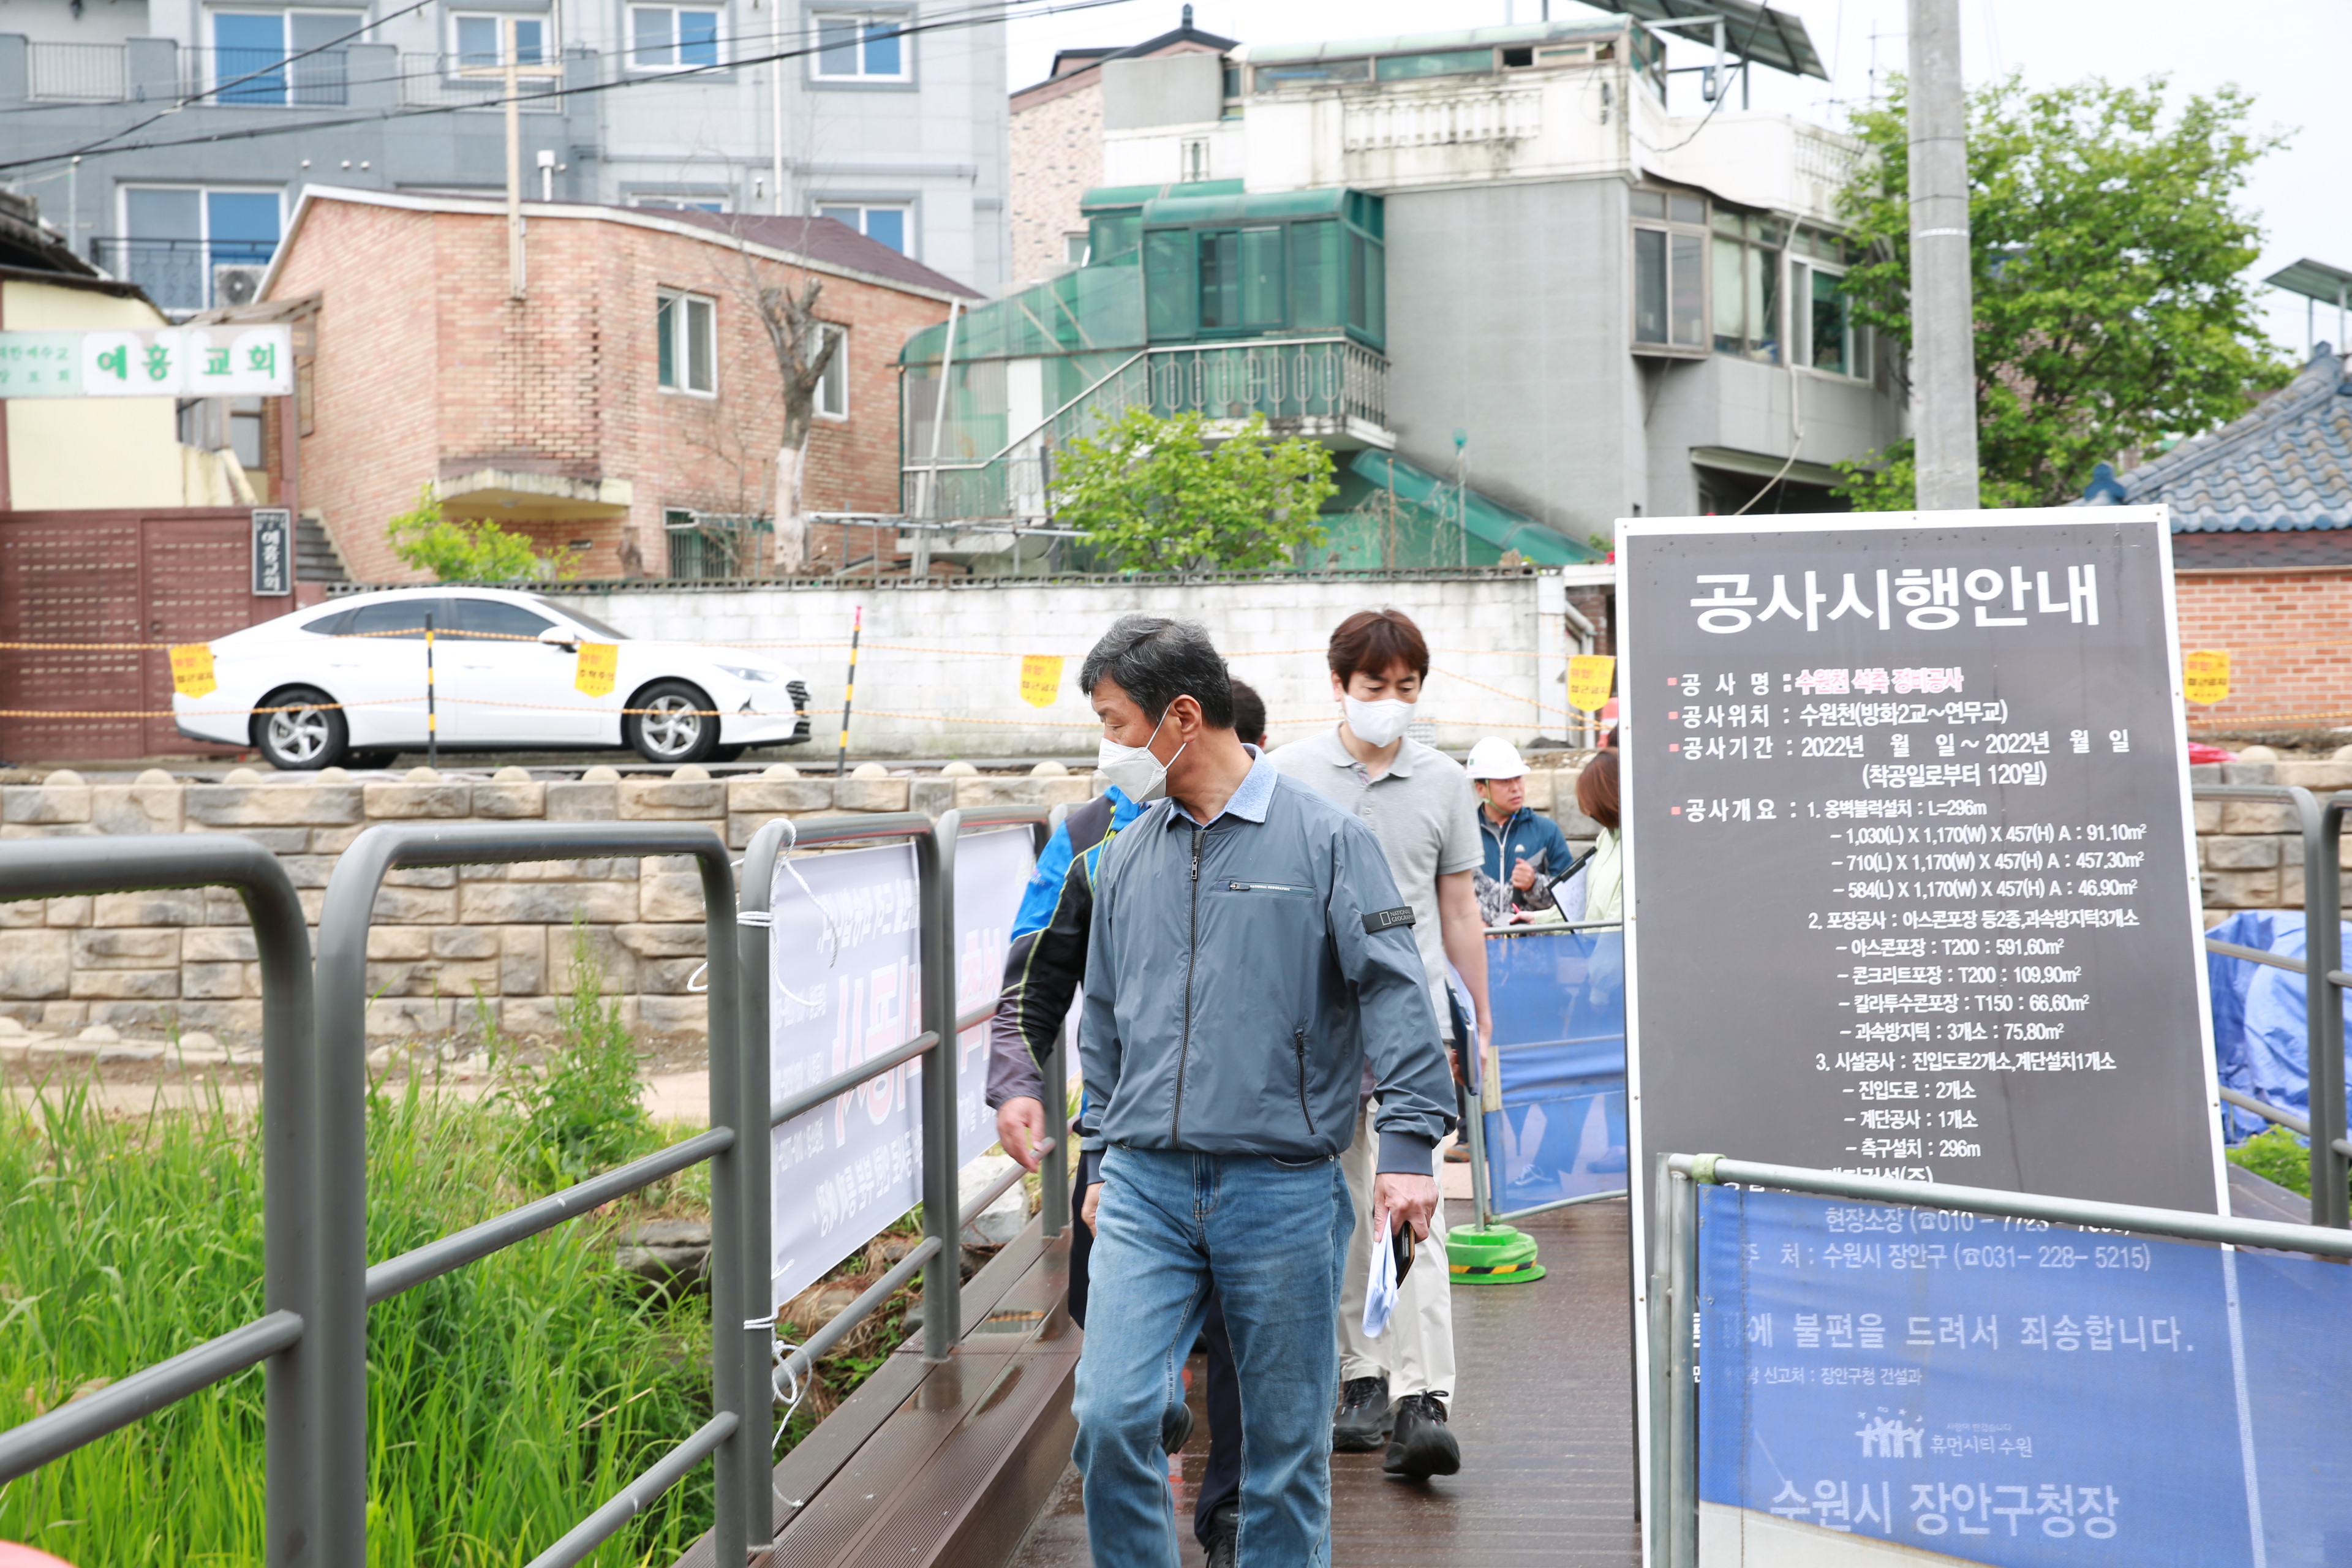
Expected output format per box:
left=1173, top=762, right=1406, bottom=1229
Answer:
left=1390, top=1215, right=1415, bottom=1285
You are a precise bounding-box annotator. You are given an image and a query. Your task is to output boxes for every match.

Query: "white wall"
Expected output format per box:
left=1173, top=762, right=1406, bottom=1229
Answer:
left=576, top=571, right=1578, bottom=758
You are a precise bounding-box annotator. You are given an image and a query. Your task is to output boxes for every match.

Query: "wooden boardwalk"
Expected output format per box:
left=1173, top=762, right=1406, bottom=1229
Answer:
left=1008, top=1198, right=1642, bottom=1567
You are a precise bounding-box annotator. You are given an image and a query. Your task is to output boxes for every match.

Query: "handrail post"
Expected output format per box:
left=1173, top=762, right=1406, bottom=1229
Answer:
left=2316, top=795, right=2350, bottom=1227
left=695, top=839, right=762, bottom=1562
left=920, top=812, right=960, bottom=1360
left=1664, top=1167, right=1700, bottom=1568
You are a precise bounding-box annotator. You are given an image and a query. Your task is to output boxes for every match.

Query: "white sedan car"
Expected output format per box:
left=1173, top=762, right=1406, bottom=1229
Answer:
left=175, top=587, right=811, bottom=770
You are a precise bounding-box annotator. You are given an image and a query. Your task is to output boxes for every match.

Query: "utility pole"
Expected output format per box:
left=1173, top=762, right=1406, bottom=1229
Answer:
left=459, top=15, right=562, bottom=299
left=1906, top=0, right=1979, bottom=510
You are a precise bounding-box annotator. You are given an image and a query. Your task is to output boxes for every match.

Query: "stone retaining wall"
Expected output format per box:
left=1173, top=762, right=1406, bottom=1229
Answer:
left=2192, top=759, right=2352, bottom=922
left=0, top=761, right=1593, bottom=1044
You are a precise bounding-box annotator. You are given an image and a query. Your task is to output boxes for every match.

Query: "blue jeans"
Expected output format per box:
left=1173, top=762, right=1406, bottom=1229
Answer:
left=1072, top=1145, right=1353, bottom=1568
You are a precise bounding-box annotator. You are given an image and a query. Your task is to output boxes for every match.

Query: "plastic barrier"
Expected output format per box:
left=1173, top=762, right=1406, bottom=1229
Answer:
left=2205, top=910, right=2352, bottom=1144
left=1477, top=926, right=1627, bottom=1221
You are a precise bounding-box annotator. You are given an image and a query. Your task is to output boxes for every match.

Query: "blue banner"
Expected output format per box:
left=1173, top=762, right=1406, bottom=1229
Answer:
left=1697, top=1184, right=2352, bottom=1564
left=1482, top=929, right=1627, bottom=1211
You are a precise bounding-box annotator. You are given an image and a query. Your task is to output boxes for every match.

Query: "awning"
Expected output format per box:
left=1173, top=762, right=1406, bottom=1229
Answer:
left=1350, top=450, right=1606, bottom=565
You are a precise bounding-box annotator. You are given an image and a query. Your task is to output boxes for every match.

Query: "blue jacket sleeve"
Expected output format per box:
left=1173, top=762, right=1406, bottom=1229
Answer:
left=1324, top=818, right=1458, bottom=1172
left=1011, top=821, right=1077, bottom=939
left=1076, top=834, right=1125, bottom=1178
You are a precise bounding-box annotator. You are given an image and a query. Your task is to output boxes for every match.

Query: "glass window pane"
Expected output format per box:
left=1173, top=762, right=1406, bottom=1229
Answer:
left=450, top=597, right=556, bottom=638
left=821, top=330, right=848, bottom=415
left=346, top=599, right=445, bottom=639
left=657, top=294, right=677, bottom=386
left=679, top=10, right=718, bottom=67
left=1711, top=235, right=1743, bottom=355
left=513, top=18, right=545, bottom=62
left=1852, top=323, right=1872, bottom=383
left=1198, top=230, right=1237, bottom=330
left=1290, top=219, right=1340, bottom=329
left=686, top=296, right=715, bottom=391
left=127, top=186, right=202, bottom=241
left=207, top=191, right=280, bottom=265
left=815, top=15, right=856, bottom=74
left=862, top=18, right=900, bottom=75
left=1634, top=227, right=1665, bottom=344
left=1145, top=228, right=1197, bottom=339
left=1754, top=244, right=1779, bottom=363
left=1630, top=190, right=1665, bottom=221
left=1238, top=226, right=1283, bottom=328
left=214, top=12, right=286, bottom=103
left=456, top=15, right=498, bottom=66
left=1669, top=193, right=1705, bottom=225
left=1810, top=266, right=1847, bottom=375
left=1670, top=232, right=1703, bottom=347
left=862, top=208, right=906, bottom=252
left=1374, top=49, right=1492, bottom=81
left=634, top=7, right=674, bottom=65
left=817, top=204, right=859, bottom=228
left=1364, top=239, right=1384, bottom=344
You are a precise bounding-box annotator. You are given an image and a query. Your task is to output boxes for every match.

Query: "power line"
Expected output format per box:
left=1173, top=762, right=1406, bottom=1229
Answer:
left=0, top=0, right=1135, bottom=175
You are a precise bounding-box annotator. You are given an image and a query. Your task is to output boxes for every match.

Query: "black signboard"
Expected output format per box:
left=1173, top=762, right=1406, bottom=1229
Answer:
left=1621, top=508, right=2223, bottom=1232
left=252, top=507, right=292, bottom=597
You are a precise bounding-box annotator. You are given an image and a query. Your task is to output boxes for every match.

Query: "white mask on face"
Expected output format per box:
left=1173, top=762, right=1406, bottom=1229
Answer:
left=1096, top=706, right=1186, bottom=803
left=1343, top=694, right=1416, bottom=748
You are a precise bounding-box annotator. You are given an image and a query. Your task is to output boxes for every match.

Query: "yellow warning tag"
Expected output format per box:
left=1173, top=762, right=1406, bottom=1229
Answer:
left=169, top=642, right=217, bottom=699
left=1566, top=654, right=1616, bottom=714
left=1019, top=654, right=1063, bottom=709
left=575, top=641, right=618, bottom=698
left=2183, top=650, right=2230, bottom=706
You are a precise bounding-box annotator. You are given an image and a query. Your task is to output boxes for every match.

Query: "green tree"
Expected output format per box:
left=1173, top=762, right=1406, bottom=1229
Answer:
left=1053, top=406, right=1336, bottom=571
left=385, top=485, right=553, bottom=581
left=1834, top=75, right=2293, bottom=510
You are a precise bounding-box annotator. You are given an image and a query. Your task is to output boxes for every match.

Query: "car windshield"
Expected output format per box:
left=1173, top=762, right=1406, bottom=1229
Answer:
left=530, top=597, right=630, bottom=641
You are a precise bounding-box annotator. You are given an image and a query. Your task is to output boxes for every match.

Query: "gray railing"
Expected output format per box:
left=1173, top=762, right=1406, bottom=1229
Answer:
left=1645, top=1150, right=2352, bottom=1568
left=1147, top=336, right=1389, bottom=429
left=0, top=804, right=1058, bottom=1567
left=2192, top=783, right=2349, bottom=1225
left=27, top=40, right=127, bottom=100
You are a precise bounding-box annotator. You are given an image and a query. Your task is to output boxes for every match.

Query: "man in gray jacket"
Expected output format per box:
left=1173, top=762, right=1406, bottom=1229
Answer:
left=1069, top=615, right=1455, bottom=1568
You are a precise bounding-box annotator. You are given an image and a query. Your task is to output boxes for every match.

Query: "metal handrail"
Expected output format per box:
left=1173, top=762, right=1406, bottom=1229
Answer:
left=1648, top=1149, right=2352, bottom=1566
left=0, top=835, right=318, bottom=1561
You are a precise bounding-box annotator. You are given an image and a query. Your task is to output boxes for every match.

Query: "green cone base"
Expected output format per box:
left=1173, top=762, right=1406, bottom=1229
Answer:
left=1445, top=1224, right=1545, bottom=1286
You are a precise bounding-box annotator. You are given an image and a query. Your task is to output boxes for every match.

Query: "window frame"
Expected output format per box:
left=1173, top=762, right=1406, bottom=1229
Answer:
left=1709, top=209, right=1785, bottom=366
left=656, top=288, right=718, bottom=397
left=450, top=10, right=549, bottom=69
left=208, top=8, right=359, bottom=104
left=807, top=6, right=914, bottom=84
left=1790, top=255, right=1874, bottom=383
left=809, top=322, right=849, bottom=420
left=121, top=183, right=286, bottom=312
left=627, top=3, right=725, bottom=73
left=815, top=200, right=914, bottom=256
left=1629, top=185, right=1710, bottom=357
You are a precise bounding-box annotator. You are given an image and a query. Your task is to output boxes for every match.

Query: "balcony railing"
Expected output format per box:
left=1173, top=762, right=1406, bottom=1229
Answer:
left=91, top=238, right=277, bottom=314
left=1147, top=336, right=1388, bottom=429
left=27, top=41, right=126, bottom=101
left=180, top=46, right=350, bottom=105
left=400, top=53, right=566, bottom=110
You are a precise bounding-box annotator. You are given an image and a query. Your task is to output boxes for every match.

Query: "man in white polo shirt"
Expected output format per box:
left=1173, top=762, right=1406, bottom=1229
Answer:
left=1270, top=607, right=1492, bottom=1480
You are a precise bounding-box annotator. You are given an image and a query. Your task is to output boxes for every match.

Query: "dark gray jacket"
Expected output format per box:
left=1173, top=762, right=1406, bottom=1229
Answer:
left=1079, top=771, right=1457, bottom=1174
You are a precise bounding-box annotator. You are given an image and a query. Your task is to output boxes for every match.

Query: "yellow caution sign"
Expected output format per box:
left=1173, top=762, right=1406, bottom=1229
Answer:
left=1566, top=654, right=1616, bottom=714
left=2183, top=650, right=2230, bottom=706
left=169, top=642, right=217, bottom=699
left=1019, top=654, right=1063, bottom=709
left=575, top=641, right=619, bottom=698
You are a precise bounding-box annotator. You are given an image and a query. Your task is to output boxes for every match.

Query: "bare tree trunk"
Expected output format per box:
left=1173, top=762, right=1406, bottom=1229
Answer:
left=774, top=440, right=809, bottom=574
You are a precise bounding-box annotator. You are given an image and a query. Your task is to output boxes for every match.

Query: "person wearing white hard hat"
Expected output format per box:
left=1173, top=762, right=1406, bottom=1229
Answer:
left=1466, top=738, right=1575, bottom=921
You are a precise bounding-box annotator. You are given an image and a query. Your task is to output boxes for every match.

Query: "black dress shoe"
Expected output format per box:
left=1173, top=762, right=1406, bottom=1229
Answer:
left=1331, top=1374, right=1392, bottom=1452
left=1201, top=1500, right=1240, bottom=1568
left=1384, top=1392, right=1461, bottom=1479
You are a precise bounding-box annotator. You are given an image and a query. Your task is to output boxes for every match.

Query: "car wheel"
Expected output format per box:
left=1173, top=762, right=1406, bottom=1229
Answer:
left=254, top=686, right=349, bottom=771
left=625, top=680, right=719, bottom=765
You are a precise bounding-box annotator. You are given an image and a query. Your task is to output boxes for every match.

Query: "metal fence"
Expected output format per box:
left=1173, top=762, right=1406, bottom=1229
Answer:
left=0, top=804, right=1059, bottom=1566
left=1643, top=1150, right=2352, bottom=1568
left=26, top=41, right=127, bottom=100
left=1146, top=337, right=1388, bottom=430
left=2192, top=783, right=2348, bottom=1224
left=89, top=238, right=276, bottom=314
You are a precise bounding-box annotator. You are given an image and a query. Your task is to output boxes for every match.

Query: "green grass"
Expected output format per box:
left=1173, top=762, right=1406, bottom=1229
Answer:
left=2229, top=1123, right=2318, bottom=1197
left=0, top=1065, right=714, bottom=1566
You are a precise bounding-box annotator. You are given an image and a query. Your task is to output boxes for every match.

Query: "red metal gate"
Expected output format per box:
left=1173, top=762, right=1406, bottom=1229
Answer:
left=0, top=508, right=285, bottom=763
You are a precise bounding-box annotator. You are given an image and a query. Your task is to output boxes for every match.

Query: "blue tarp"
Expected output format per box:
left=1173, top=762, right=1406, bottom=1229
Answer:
left=2204, top=911, right=2352, bottom=1143
left=1481, top=929, right=1627, bottom=1212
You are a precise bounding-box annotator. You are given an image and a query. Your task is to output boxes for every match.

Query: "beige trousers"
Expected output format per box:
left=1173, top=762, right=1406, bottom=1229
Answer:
left=1334, top=1101, right=1456, bottom=1402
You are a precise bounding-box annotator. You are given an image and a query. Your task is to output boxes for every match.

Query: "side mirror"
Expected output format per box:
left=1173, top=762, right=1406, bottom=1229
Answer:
left=538, top=627, right=578, bottom=650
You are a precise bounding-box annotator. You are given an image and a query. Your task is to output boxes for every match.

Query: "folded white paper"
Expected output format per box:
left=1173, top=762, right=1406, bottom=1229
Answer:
left=1362, top=1210, right=1400, bottom=1338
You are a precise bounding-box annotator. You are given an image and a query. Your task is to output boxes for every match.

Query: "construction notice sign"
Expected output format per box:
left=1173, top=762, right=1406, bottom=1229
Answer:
left=1019, top=654, right=1063, bottom=708
left=169, top=643, right=217, bottom=699
left=574, top=642, right=617, bottom=697
left=1566, top=654, right=1616, bottom=712
left=1619, top=507, right=2220, bottom=1221
left=2184, top=649, right=2230, bottom=705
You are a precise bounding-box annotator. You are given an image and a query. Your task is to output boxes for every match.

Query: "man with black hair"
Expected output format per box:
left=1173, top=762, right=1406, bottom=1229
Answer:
left=1066, top=614, right=1455, bottom=1568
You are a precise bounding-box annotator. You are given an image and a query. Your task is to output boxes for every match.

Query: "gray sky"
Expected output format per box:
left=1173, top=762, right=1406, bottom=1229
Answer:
left=1010, top=0, right=2342, bottom=358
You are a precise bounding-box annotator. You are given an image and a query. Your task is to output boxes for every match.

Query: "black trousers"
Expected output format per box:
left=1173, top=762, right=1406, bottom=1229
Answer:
left=1069, top=1166, right=1242, bottom=1545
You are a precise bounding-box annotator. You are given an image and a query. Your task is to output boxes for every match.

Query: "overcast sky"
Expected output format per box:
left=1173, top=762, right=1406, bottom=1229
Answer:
left=1009, top=0, right=2342, bottom=358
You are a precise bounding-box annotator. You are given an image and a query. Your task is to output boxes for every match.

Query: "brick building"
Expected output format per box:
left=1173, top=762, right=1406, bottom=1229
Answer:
left=2082, top=344, right=2352, bottom=735
left=1006, top=9, right=1235, bottom=290
left=258, top=187, right=979, bottom=585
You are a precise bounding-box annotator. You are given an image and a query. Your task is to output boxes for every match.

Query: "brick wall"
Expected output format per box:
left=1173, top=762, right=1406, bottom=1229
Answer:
left=1008, top=76, right=1103, bottom=289
left=271, top=199, right=957, bottom=585
left=2174, top=568, right=2352, bottom=731
left=0, top=761, right=1593, bottom=1045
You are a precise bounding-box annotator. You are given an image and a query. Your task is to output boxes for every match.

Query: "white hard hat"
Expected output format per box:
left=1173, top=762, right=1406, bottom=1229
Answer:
left=1465, top=737, right=1527, bottom=780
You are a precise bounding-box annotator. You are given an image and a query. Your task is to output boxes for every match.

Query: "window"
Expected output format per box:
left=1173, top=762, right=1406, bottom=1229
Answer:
left=1198, top=227, right=1284, bottom=333
left=633, top=194, right=730, bottom=212
left=122, top=186, right=282, bottom=311
left=629, top=5, right=720, bottom=69
left=1180, top=138, right=1211, bottom=183
left=809, top=323, right=848, bottom=419
left=344, top=599, right=450, bottom=639
left=657, top=290, right=716, bottom=394
left=811, top=10, right=908, bottom=80
left=449, top=597, right=556, bottom=639
left=209, top=10, right=353, bottom=104
left=817, top=203, right=908, bottom=254
left=1374, top=48, right=1493, bottom=81
left=1063, top=232, right=1090, bottom=266
left=1253, top=58, right=1367, bottom=87
left=453, top=13, right=546, bottom=68
left=1711, top=209, right=1783, bottom=363
left=1631, top=187, right=1706, bottom=351
left=1792, top=258, right=1871, bottom=380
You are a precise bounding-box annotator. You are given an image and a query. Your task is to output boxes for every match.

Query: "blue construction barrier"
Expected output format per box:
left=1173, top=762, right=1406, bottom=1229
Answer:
left=1482, top=928, right=1627, bottom=1212
left=1697, top=1184, right=2352, bottom=1565
left=2206, top=911, right=2352, bottom=1143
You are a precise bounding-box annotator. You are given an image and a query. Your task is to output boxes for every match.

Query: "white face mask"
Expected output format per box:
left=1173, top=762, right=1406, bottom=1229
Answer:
left=1343, top=694, right=1416, bottom=748
left=1096, top=706, right=1186, bottom=803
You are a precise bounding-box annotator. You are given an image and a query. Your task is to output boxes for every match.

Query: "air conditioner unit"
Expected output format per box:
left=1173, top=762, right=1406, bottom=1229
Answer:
left=212, top=263, right=266, bottom=309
